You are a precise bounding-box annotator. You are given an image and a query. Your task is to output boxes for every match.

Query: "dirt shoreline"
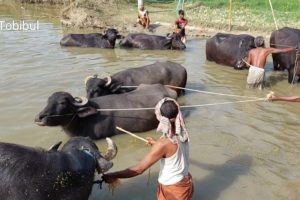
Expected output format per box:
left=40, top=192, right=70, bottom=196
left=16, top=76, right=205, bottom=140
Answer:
left=15, top=0, right=273, bottom=41
left=59, top=1, right=273, bottom=42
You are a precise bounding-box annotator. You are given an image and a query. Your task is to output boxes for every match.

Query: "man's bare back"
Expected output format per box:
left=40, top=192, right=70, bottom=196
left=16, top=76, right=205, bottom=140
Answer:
left=247, top=47, right=295, bottom=69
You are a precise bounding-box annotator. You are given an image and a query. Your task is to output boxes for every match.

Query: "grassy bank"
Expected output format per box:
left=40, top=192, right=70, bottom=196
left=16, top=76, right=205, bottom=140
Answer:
left=15, top=0, right=300, bottom=36
left=186, top=0, right=300, bottom=32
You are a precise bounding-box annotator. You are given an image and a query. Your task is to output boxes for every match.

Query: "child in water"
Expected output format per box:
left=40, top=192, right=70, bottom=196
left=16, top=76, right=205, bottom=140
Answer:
left=175, top=9, right=188, bottom=43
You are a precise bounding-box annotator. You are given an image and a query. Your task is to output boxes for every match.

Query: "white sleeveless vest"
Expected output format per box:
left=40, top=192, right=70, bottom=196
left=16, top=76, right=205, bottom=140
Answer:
left=158, top=141, right=189, bottom=185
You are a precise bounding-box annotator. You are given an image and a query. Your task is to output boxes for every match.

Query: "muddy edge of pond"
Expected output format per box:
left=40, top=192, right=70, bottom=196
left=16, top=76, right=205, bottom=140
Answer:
left=13, top=0, right=273, bottom=40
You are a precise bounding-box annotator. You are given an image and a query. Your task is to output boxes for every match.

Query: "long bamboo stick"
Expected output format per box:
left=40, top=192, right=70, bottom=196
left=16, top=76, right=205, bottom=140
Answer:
left=268, top=0, right=278, bottom=30
left=116, top=127, right=148, bottom=143
left=228, top=0, right=232, bottom=31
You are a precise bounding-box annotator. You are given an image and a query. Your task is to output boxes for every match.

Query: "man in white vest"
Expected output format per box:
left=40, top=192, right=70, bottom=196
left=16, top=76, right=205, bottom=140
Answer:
left=103, top=98, right=194, bottom=200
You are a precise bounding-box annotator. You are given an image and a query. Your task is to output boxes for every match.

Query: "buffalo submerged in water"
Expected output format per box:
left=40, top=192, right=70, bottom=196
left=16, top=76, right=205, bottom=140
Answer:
left=206, top=33, right=264, bottom=69
left=270, top=27, right=300, bottom=83
left=84, top=61, right=187, bottom=98
left=0, top=137, right=117, bottom=200
left=119, top=32, right=186, bottom=50
left=60, top=28, right=122, bottom=48
left=35, top=84, right=177, bottom=139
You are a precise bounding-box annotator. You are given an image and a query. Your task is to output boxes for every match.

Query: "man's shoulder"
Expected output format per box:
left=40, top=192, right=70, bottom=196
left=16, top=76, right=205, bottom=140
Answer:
left=157, top=137, right=173, bottom=146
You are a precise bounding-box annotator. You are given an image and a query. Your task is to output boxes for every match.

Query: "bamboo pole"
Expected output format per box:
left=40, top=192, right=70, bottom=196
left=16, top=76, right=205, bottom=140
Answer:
left=268, top=0, right=278, bottom=30
left=228, top=0, right=232, bottom=31
left=116, top=127, right=148, bottom=143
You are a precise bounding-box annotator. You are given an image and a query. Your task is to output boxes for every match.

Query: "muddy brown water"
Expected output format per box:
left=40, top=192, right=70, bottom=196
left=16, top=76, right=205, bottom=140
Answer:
left=0, top=2, right=300, bottom=200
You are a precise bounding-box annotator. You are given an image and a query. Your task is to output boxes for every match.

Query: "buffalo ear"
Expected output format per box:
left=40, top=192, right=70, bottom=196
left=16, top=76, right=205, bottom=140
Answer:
left=117, top=34, right=124, bottom=39
left=49, top=141, right=62, bottom=151
left=77, top=107, right=98, bottom=118
left=102, top=34, right=108, bottom=39
left=108, top=82, right=122, bottom=93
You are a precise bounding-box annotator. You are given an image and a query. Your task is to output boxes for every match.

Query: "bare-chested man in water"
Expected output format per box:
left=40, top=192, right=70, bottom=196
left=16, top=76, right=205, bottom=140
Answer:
left=245, top=36, right=296, bottom=89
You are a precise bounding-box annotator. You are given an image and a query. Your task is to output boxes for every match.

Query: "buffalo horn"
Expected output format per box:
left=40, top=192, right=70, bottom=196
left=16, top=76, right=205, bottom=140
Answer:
left=73, top=96, right=88, bottom=106
left=104, top=76, right=112, bottom=87
left=102, top=137, right=118, bottom=161
left=48, top=141, right=62, bottom=151
left=84, top=74, right=98, bottom=85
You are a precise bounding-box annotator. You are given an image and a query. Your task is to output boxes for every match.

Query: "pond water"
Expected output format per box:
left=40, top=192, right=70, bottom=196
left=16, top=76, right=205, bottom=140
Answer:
left=0, top=2, right=299, bottom=200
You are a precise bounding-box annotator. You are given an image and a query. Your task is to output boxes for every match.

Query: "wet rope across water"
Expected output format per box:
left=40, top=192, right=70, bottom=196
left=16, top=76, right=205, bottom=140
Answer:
left=96, top=98, right=266, bottom=112
left=96, top=85, right=268, bottom=112
left=121, top=85, right=261, bottom=99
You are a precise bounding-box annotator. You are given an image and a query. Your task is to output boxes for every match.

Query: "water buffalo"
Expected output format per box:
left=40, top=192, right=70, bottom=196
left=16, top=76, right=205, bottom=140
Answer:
left=60, top=28, right=121, bottom=48
left=270, top=27, right=300, bottom=83
left=119, top=32, right=186, bottom=50
left=35, top=84, right=177, bottom=139
left=0, top=137, right=117, bottom=200
left=84, top=61, right=187, bottom=98
left=206, top=33, right=264, bottom=69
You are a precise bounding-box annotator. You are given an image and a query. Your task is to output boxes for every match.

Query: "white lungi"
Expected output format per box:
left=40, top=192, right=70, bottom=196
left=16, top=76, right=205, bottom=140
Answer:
left=247, top=65, right=265, bottom=89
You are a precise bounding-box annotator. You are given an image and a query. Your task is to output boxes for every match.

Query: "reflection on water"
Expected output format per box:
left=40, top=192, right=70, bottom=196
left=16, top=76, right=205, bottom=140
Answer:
left=0, top=2, right=300, bottom=200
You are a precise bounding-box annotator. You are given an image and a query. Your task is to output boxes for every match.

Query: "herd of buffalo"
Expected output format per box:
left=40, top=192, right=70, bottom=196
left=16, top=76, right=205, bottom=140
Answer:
left=1, top=26, right=299, bottom=200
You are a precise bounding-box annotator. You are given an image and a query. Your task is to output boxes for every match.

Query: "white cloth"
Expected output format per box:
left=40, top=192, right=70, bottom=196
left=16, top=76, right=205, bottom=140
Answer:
left=138, top=9, right=147, bottom=17
left=158, top=141, right=189, bottom=185
left=138, top=0, right=143, bottom=8
left=247, top=65, right=265, bottom=89
left=155, top=98, right=189, bottom=144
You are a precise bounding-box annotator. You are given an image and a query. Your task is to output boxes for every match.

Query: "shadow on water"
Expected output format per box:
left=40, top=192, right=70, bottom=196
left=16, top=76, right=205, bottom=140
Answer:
left=266, top=72, right=288, bottom=87
left=191, top=155, right=252, bottom=200
left=90, top=155, right=252, bottom=200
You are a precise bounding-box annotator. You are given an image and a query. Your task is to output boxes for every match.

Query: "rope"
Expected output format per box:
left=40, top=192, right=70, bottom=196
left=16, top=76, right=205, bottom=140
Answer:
left=42, top=88, right=272, bottom=116
left=97, top=98, right=265, bottom=112
left=269, top=43, right=297, bottom=48
left=121, top=85, right=261, bottom=99
left=291, top=50, right=300, bottom=84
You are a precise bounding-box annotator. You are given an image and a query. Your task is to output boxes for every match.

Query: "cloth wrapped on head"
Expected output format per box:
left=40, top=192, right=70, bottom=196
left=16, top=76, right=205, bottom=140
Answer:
left=155, top=98, right=189, bottom=143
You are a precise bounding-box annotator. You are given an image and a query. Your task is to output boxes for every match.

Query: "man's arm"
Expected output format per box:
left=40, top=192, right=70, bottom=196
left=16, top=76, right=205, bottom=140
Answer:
left=244, top=50, right=252, bottom=68
left=102, top=141, right=165, bottom=182
left=268, top=47, right=295, bottom=54
left=271, top=96, right=300, bottom=102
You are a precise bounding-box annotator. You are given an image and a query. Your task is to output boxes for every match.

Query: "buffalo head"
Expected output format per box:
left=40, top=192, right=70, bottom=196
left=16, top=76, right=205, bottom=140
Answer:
left=167, top=32, right=186, bottom=50
left=35, top=92, right=98, bottom=127
left=104, top=28, right=122, bottom=41
left=57, top=137, right=117, bottom=174
left=85, top=75, right=122, bottom=98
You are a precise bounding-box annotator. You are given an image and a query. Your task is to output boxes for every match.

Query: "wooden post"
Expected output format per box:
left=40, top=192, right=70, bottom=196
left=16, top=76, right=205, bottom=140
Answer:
left=268, top=0, right=278, bottom=30
left=228, top=0, right=232, bottom=31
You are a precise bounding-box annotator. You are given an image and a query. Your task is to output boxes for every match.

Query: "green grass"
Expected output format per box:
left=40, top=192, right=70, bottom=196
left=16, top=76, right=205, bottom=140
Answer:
left=197, top=0, right=300, bottom=11
left=178, top=0, right=300, bottom=32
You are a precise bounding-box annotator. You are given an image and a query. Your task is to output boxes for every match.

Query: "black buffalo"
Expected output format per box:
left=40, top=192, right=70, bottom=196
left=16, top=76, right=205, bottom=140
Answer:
left=119, top=32, right=186, bottom=50
left=270, top=27, right=300, bottom=83
left=0, top=137, right=117, bottom=200
left=206, top=33, right=264, bottom=69
left=60, top=28, right=121, bottom=48
left=85, top=61, right=187, bottom=98
left=35, top=84, right=177, bottom=139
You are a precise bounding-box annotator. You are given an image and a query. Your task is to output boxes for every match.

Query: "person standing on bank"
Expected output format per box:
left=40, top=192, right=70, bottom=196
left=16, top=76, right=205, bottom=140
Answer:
left=136, top=0, right=150, bottom=29
left=102, top=98, right=194, bottom=200
left=245, top=36, right=296, bottom=89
